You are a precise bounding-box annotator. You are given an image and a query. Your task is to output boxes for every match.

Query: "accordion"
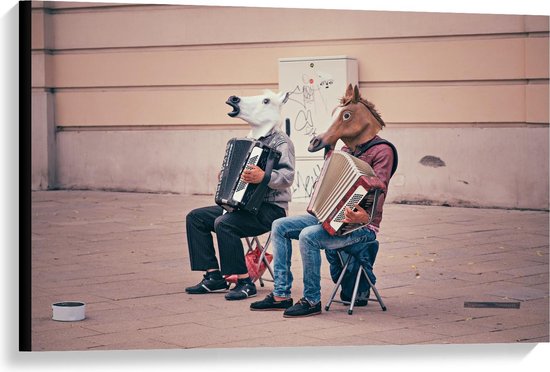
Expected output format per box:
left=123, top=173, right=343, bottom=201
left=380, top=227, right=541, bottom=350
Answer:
left=215, top=138, right=281, bottom=214
left=307, top=150, right=385, bottom=236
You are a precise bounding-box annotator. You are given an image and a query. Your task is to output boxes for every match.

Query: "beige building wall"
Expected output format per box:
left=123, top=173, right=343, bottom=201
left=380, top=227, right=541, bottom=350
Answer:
left=31, top=1, right=549, bottom=209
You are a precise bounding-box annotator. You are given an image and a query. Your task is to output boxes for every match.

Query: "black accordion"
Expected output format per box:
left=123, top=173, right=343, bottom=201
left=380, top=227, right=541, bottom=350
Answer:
left=215, top=138, right=281, bottom=214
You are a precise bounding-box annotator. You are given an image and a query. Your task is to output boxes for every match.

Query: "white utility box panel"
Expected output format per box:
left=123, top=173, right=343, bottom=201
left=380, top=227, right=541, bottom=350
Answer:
left=279, top=56, right=358, bottom=200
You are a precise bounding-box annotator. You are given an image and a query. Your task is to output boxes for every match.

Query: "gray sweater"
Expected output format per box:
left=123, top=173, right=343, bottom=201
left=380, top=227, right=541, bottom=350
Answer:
left=257, top=128, right=295, bottom=212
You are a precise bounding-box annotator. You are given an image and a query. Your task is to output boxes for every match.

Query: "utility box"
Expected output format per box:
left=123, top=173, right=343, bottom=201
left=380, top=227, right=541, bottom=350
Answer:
left=279, top=56, right=358, bottom=200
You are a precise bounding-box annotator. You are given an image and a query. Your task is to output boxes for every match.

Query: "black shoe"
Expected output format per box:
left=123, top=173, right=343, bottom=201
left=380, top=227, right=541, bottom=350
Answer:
left=283, top=298, right=321, bottom=318
left=250, top=293, right=293, bottom=311
left=225, top=278, right=257, bottom=301
left=185, top=272, right=229, bottom=294
left=340, top=290, right=369, bottom=307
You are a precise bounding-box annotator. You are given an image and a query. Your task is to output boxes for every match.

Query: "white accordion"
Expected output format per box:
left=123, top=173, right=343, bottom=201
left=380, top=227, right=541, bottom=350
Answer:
left=307, top=150, right=385, bottom=236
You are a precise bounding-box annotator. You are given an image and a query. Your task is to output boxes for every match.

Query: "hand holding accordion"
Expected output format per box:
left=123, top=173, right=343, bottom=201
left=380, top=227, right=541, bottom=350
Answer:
left=307, top=151, right=385, bottom=236
left=240, top=165, right=265, bottom=184
left=342, top=204, right=370, bottom=224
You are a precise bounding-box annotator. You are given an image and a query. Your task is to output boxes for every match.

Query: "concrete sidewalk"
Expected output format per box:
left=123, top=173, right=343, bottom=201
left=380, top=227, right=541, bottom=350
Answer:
left=31, top=191, right=549, bottom=351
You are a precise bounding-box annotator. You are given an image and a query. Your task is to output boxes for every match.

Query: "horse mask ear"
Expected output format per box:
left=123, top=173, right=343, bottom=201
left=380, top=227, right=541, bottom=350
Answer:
left=345, top=84, right=354, bottom=98
left=352, top=85, right=361, bottom=103
left=280, top=92, right=290, bottom=105
left=340, top=84, right=354, bottom=104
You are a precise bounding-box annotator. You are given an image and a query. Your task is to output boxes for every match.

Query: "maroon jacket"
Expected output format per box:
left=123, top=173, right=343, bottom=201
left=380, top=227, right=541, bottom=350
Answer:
left=341, top=135, right=395, bottom=232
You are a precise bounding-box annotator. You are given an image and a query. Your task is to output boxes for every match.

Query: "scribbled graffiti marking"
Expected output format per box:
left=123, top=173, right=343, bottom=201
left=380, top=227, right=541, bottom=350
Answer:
left=294, top=109, right=317, bottom=138
left=292, top=163, right=323, bottom=199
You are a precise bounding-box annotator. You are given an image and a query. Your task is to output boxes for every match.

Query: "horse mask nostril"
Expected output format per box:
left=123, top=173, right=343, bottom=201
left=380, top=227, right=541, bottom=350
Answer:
left=226, top=95, right=241, bottom=118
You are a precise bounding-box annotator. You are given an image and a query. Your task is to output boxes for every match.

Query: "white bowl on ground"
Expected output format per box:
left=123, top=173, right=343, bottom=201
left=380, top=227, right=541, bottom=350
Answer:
left=51, top=301, right=86, bottom=321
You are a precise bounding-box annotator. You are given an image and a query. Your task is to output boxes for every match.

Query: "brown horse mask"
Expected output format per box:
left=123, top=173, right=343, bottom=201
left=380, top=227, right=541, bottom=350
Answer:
left=308, top=84, right=385, bottom=153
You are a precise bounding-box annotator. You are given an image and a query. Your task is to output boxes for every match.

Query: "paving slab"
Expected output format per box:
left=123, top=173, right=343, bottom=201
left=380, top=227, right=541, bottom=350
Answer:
left=30, top=190, right=549, bottom=351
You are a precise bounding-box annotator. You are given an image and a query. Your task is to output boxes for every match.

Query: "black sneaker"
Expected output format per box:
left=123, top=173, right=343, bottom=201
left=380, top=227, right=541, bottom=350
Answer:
left=185, top=272, right=229, bottom=294
left=250, top=293, right=293, bottom=311
left=283, top=298, right=321, bottom=318
left=225, top=278, right=257, bottom=301
left=340, top=290, right=369, bottom=307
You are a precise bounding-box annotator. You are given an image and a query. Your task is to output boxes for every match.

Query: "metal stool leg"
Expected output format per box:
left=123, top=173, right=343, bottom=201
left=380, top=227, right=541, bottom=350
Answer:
left=325, top=253, right=352, bottom=311
left=361, top=266, right=387, bottom=311
left=244, top=237, right=255, bottom=252
left=258, top=234, right=274, bottom=282
left=348, top=264, right=363, bottom=315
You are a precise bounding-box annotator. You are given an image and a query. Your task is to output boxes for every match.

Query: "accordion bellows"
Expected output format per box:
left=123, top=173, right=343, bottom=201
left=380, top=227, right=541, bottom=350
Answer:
left=307, top=151, right=385, bottom=236
left=215, top=138, right=281, bottom=215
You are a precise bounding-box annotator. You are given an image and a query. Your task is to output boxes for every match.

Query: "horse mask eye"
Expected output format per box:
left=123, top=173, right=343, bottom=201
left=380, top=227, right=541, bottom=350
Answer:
left=342, top=111, right=352, bottom=121
left=263, top=98, right=271, bottom=104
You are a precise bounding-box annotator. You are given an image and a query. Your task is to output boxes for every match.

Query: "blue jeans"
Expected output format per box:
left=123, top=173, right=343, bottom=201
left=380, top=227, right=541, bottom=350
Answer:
left=271, top=214, right=376, bottom=304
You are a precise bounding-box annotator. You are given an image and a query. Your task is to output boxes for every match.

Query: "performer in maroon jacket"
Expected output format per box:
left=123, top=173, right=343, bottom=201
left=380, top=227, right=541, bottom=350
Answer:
left=250, top=84, right=397, bottom=317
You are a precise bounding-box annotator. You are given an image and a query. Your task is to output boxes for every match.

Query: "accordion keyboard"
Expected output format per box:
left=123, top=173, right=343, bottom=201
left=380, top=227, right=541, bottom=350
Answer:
left=333, top=193, right=364, bottom=223
left=233, top=147, right=263, bottom=203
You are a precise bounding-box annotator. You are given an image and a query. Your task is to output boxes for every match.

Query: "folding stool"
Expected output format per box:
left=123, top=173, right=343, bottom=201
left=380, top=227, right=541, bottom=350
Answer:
left=325, top=240, right=387, bottom=315
left=244, top=232, right=274, bottom=287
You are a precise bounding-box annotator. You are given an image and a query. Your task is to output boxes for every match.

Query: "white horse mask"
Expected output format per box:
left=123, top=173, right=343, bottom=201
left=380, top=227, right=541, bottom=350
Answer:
left=226, top=90, right=290, bottom=140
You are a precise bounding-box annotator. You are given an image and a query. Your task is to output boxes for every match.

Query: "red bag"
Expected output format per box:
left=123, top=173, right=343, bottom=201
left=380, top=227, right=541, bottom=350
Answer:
left=225, top=247, right=273, bottom=284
